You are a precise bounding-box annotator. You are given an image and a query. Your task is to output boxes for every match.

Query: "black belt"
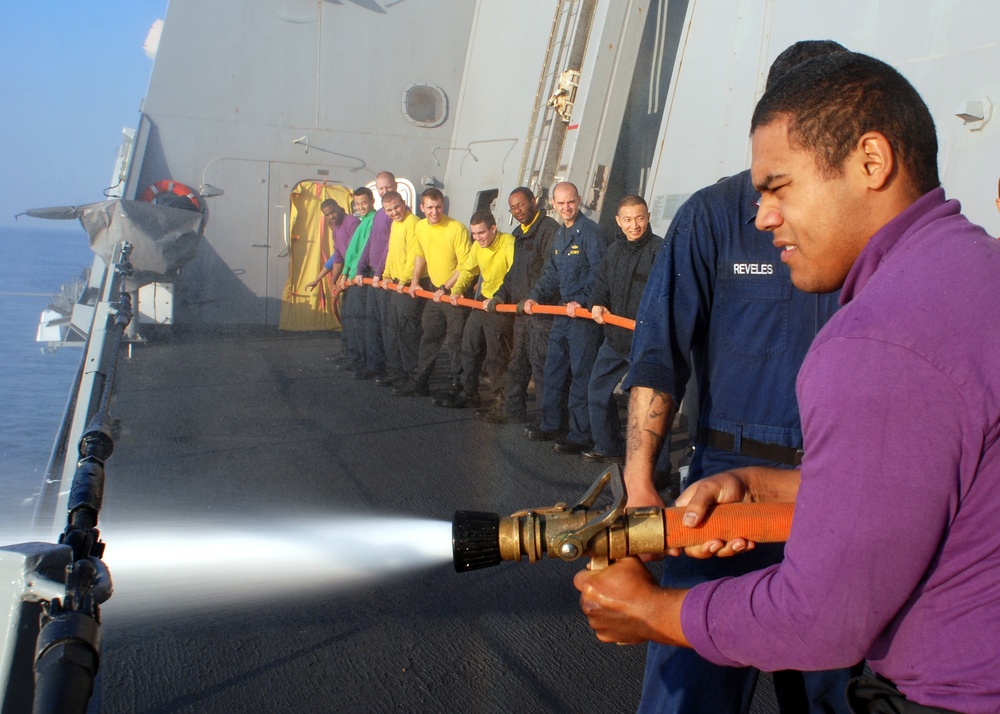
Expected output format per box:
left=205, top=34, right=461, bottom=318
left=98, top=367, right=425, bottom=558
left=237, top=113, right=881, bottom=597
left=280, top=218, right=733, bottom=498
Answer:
left=846, top=675, right=960, bottom=714
left=697, top=427, right=803, bottom=467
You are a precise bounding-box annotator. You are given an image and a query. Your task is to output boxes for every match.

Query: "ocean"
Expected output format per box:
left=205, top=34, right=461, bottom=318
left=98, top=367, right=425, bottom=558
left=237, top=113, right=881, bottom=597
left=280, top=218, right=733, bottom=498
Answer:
left=0, top=223, right=95, bottom=539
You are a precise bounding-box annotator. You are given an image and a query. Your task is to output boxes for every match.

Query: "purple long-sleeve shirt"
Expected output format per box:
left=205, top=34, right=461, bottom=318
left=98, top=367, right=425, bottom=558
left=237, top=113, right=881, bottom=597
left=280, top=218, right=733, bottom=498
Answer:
left=356, top=208, right=392, bottom=276
left=681, top=189, right=1000, bottom=713
left=324, top=213, right=361, bottom=269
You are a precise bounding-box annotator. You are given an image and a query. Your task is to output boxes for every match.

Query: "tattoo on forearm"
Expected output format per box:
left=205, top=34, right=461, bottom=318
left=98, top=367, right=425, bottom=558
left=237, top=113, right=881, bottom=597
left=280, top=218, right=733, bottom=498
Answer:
left=626, top=390, right=671, bottom=455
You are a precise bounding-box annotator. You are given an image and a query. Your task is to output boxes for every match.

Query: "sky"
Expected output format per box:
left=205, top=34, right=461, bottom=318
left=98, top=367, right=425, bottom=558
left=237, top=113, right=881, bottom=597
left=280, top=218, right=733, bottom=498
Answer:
left=0, top=2, right=169, bottom=231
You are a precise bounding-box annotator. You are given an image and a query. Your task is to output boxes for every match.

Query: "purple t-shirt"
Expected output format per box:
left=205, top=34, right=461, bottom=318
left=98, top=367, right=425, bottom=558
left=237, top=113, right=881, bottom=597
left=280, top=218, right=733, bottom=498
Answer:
left=325, top=213, right=361, bottom=269
left=682, top=189, right=1000, bottom=713
left=356, top=208, right=392, bottom=276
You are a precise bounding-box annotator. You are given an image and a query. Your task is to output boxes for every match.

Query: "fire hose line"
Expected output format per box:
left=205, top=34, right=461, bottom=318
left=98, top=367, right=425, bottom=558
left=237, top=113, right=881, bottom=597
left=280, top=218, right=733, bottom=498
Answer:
left=452, top=469, right=797, bottom=572
left=661, top=502, right=794, bottom=549
left=333, top=277, right=637, bottom=331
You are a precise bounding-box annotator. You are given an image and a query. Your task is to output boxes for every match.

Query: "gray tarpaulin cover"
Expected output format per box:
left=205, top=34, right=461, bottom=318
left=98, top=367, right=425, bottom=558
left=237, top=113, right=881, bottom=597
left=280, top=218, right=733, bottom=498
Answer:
left=23, top=199, right=204, bottom=289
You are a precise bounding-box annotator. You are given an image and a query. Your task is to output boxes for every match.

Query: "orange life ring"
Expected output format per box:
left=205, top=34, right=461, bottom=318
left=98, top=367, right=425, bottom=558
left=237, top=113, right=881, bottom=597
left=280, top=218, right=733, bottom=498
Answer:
left=139, top=180, right=203, bottom=212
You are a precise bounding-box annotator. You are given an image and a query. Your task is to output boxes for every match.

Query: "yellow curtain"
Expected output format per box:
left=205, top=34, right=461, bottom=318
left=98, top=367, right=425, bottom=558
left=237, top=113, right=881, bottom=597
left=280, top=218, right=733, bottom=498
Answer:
left=279, top=181, right=353, bottom=331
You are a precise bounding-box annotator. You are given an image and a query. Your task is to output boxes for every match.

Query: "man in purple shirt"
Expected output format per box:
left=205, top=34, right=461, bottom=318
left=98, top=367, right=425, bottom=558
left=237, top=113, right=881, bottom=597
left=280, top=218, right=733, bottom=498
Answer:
left=352, top=171, right=397, bottom=379
left=306, top=198, right=361, bottom=290
left=306, top=198, right=360, bottom=368
left=575, top=52, right=1000, bottom=713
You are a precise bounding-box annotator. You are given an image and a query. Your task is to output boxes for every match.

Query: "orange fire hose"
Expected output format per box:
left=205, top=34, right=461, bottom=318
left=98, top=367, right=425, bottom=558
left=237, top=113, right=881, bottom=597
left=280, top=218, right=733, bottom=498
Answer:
left=355, top=278, right=637, bottom=331
left=661, top=502, right=794, bottom=549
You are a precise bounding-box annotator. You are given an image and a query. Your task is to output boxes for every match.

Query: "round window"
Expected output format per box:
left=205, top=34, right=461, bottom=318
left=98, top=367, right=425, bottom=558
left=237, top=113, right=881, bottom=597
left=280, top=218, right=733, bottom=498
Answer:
left=402, top=84, right=448, bottom=128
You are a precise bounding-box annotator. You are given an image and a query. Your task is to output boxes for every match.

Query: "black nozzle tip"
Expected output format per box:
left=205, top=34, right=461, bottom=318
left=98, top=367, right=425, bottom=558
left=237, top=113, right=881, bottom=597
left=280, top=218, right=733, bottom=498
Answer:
left=452, top=511, right=501, bottom=573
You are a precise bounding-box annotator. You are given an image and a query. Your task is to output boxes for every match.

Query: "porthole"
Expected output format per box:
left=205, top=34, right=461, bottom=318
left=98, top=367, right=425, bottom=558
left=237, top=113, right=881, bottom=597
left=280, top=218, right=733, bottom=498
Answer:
left=402, top=84, right=448, bottom=128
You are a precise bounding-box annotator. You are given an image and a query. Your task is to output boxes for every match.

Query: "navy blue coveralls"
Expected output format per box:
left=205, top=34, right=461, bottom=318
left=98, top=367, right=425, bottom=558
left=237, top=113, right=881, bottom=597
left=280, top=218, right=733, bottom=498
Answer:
left=625, top=171, right=855, bottom=714
left=529, top=212, right=608, bottom=446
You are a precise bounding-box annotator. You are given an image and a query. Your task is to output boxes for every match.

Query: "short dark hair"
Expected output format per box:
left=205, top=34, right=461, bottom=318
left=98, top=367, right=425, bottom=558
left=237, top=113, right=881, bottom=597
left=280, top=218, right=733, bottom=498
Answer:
left=381, top=190, right=403, bottom=206
left=354, top=186, right=374, bottom=202
left=421, top=187, right=444, bottom=203
left=469, top=209, right=497, bottom=228
left=617, top=195, right=647, bottom=212
left=752, top=51, right=940, bottom=195
left=509, top=186, right=535, bottom=202
left=766, top=40, right=848, bottom=90
left=320, top=198, right=341, bottom=212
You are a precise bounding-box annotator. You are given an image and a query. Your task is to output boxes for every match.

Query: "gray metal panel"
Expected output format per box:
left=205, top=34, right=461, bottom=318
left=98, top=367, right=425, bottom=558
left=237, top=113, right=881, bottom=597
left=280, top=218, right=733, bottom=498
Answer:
left=439, top=0, right=561, bottom=226
left=556, top=0, right=650, bottom=218
left=143, top=0, right=477, bottom=164
left=135, top=0, right=481, bottom=325
left=185, top=159, right=271, bottom=324
left=603, top=0, right=688, bottom=214
left=513, top=0, right=592, bottom=208
left=645, top=0, right=1000, bottom=236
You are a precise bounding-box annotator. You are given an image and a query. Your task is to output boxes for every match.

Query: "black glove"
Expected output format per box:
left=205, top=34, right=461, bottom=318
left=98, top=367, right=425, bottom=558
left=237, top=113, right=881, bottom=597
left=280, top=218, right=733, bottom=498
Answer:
left=515, top=300, right=526, bottom=315
left=485, top=299, right=498, bottom=314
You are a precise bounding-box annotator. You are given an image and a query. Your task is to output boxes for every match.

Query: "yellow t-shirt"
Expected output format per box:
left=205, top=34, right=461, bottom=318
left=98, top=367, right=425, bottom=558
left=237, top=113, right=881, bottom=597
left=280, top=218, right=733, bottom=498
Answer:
left=383, top=212, right=420, bottom=283
left=413, top=215, right=471, bottom=287
left=520, top=211, right=541, bottom=235
left=451, top=232, right=515, bottom=299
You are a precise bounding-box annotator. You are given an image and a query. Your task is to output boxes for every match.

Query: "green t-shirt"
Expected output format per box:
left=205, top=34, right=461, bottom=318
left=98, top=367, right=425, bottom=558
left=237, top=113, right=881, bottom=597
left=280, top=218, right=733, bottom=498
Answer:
left=343, top=211, right=375, bottom=279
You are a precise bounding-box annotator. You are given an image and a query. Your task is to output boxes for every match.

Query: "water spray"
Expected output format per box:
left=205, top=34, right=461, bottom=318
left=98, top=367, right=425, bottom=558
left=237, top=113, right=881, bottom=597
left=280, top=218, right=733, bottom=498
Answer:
left=452, top=467, right=794, bottom=572
left=99, top=516, right=453, bottom=617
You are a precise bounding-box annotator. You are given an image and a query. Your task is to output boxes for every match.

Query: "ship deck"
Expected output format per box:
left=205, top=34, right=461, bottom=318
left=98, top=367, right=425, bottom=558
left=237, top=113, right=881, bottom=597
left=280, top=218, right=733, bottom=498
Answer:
left=89, top=324, right=785, bottom=713
left=91, top=325, right=650, bottom=713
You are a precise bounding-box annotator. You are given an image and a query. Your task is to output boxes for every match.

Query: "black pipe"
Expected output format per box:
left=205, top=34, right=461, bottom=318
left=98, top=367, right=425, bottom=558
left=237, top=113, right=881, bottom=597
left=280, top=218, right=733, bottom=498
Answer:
left=32, top=243, right=132, bottom=712
left=33, top=560, right=102, bottom=714
left=32, top=613, right=101, bottom=714
left=61, top=419, right=114, bottom=561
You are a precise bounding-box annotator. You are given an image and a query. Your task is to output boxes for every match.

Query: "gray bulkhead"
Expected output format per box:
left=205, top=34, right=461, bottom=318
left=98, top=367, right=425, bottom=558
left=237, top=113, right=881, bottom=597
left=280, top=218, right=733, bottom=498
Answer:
left=645, top=0, right=1000, bottom=237
left=441, top=0, right=688, bottom=235
left=127, top=0, right=481, bottom=325
left=123, top=0, right=689, bottom=325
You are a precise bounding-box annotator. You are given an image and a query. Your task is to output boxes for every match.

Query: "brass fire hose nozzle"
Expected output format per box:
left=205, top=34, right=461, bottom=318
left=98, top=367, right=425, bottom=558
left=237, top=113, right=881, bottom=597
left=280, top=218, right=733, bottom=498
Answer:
left=453, top=467, right=794, bottom=572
